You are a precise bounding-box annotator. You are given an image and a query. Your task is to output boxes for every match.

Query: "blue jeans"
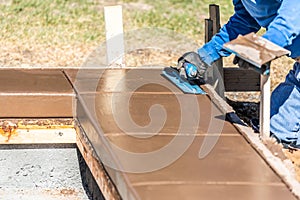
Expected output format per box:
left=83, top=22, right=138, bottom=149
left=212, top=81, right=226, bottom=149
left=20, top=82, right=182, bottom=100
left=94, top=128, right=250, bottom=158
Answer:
left=271, top=62, right=300, bottom=145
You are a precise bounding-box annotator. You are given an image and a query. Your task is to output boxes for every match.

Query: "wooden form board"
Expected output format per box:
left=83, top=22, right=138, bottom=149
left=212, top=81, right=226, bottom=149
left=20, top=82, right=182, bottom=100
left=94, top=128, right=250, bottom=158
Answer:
left=75, top=126, right=121, bottom=200
left=0, top=129, right=76, bottom=145
left=224, top=68, right=260, bottom=91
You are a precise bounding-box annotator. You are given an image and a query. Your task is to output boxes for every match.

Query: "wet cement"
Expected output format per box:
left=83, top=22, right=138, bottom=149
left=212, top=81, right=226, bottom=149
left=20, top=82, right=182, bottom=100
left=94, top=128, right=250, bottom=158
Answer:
left=0, top=68, right=297, bottom=199
left=69, top=68, right=298, bottom=200
left=0, top=69, right=74, bottom=118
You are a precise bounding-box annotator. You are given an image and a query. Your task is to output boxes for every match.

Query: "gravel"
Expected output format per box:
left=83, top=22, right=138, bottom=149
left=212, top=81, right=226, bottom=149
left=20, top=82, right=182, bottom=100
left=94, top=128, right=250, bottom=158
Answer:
left=0, top=148, right=90, bottom=200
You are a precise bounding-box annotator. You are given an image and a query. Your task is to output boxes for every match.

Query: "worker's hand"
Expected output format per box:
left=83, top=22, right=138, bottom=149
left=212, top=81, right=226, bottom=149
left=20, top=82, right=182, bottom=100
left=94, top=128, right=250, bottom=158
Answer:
left=233, top=56, right=256, bottom=70
left=233, top=56, right=270, bottom=75
left=178, top=52, right=209, bottom=79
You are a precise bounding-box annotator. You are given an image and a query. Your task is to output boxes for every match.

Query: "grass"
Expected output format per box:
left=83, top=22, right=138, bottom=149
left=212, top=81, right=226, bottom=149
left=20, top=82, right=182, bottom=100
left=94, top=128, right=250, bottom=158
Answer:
left=0, top=0, right=233, bottom=46
left=123, top=0, right=233, bottom=41
left=0, top=0, right=104, bottom=45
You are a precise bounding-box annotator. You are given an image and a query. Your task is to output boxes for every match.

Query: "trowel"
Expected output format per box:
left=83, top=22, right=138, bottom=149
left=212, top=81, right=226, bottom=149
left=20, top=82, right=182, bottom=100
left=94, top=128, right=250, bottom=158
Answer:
left=162, top=66, right=206, bottom=95
left=223, top=33, right=290, bottom=75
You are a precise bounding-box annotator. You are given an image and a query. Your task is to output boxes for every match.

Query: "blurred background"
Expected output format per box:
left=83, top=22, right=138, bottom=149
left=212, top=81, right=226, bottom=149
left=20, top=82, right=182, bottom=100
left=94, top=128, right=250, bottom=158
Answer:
left=0, top=0, right=293, bottom=90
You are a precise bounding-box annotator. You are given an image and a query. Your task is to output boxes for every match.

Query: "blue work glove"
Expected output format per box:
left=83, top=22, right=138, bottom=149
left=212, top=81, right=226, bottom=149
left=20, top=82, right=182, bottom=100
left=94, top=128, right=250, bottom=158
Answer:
left=177, top=52, right=209, bottom=79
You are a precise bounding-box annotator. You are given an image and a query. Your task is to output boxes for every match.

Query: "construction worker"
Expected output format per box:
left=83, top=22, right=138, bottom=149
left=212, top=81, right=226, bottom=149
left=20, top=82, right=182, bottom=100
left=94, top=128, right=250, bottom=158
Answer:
left=181, top=0, right=300, bottom=149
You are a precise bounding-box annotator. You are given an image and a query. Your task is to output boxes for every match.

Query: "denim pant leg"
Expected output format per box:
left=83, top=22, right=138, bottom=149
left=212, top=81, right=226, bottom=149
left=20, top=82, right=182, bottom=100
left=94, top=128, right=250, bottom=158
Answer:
left=270, top=62, right=300, bottom=144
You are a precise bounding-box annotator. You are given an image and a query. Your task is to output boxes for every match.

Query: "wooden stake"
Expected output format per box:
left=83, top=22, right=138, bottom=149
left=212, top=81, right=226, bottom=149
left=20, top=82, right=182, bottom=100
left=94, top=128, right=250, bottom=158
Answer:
left=207, top=4, right=224, bottom=98
left=104, top=5, right=125, bottom=68
left=205, top=19, right=213, bottom=43
left=260, top=75, right=271, bottom=139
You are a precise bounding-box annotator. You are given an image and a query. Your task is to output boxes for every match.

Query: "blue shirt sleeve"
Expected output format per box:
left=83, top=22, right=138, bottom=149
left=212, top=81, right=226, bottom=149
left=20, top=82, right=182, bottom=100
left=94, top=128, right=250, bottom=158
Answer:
left=263, top=0, right=300, bottom=54
left=198, top=0, right=261, bottom=65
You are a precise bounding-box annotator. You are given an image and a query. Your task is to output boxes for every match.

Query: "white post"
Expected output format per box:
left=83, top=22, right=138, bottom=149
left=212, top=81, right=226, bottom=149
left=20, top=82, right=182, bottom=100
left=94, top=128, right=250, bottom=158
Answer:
left=104, top=5, right=125, bottom=68
left=260, top=75, right=271, bottom=139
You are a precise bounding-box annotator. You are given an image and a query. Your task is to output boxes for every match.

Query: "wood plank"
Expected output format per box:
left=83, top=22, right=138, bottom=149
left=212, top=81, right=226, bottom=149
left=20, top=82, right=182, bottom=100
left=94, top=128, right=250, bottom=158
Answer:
left=205, top=19, right=213, bottom=43
left=75, top=126, right=121, bottom=200
left=260, top=75, right=271, bottom=138
left=209, top=4, right=221, bottom=35
left=224, top=68, right=260, bottom=77
left=208, top=4, right=224, bottom=97
left=224, top=68, right=260, bottom=91
left=0, top=128, right=76, bottom=144
left=104, top=5, right=125, bottom=67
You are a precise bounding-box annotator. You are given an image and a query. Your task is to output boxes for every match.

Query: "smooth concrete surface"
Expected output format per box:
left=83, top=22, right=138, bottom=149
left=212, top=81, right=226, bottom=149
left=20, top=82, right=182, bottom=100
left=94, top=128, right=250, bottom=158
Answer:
left=0, top=69, right=74, bottom=117
left=80, top=93, right=238, bottom=135
left=133, top=184, right=294, bottom=200
left=0, top=148, right=89, bottom=200
left=69, top=69, right=298, bottom=200
left=0, top=68, right=296, bottom=199
left=65, top=69, right=183, bottom=94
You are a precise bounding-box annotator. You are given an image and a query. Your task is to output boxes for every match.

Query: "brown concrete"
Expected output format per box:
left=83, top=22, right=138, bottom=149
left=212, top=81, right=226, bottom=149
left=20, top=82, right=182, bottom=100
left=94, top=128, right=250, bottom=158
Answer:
left=116, top=136, right=281, bottom=183
left=70, top=69, right=298, bottom=200
left=1, top=68, right=295, bottom=199
left=78, top=93, right=237, bottom=135
left=133, top=184, right=294, bottom=200
left=0, top=69, right=74, bottom=117
left=65, top=69, right=182, bottom=94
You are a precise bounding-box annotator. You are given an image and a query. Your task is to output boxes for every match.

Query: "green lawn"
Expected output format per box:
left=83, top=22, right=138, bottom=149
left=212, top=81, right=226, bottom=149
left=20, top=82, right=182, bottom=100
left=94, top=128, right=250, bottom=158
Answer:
left=0, top=0, right=104, bottom=45
left=0, top=0, right=233, bottom=46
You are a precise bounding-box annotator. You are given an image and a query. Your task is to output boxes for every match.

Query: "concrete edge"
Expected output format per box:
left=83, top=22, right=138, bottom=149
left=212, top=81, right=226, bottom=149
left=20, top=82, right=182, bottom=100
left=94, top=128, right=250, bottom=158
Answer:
left=203, top=84, right=234, bottom=114
left=233, top=122, right=300, bottom=199
left=204, top=84, right=300, bottom=200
